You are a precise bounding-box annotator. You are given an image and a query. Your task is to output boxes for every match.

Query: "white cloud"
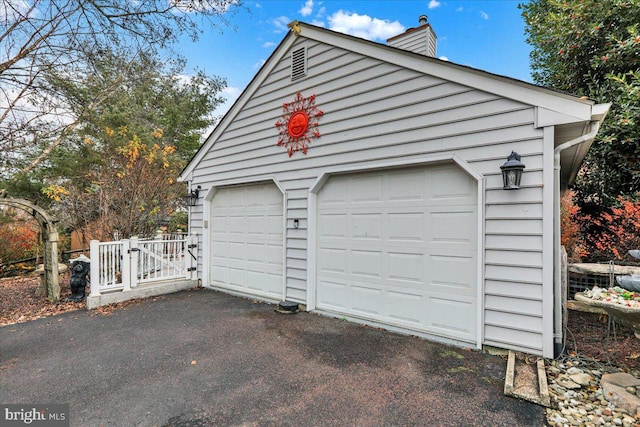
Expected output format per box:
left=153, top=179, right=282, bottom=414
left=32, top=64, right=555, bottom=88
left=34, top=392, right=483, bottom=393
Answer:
left=428, top=0, right=440, bottom=9
left=262, top=41, right=275, bottom=48
left=327, top=10, right=405, bottom=41
left=310, top=20, right=326, bottom=27
left=272, top=16, right=291, bottom=33
left=456, top=6, right=464, bottom=12
left=299, top=0, right=313, bottom=17
left=253, top=59, right=267, bottom=69
left=222, top=86, right=241, bottom=99
left=480, top=11, right=489, bottom=20
left=439, top=56, right=449, bottom=61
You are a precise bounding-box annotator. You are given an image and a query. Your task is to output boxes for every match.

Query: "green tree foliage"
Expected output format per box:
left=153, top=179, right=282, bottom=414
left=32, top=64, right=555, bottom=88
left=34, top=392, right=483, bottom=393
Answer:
left=521, top=0, right=640, bottom=259
left=0, top=0, right=239, bottom=178
left=29, top=49, right=225, bottom=240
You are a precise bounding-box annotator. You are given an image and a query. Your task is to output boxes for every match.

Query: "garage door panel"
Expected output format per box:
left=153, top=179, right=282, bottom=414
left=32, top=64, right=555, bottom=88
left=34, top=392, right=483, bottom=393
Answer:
left=387, top=252, right=423, bottom=283
left=265, top=244, right=284, bottom=265
left=428, top=253, right=475, bottom=289
left=388, top=170, right=425, bottom=201
left=352, top=175, right=383, bottom=202
left=429, top=296, right=476, bottom=339
left=430, top=168, right=475, bottom=200
left=319, top=214, right=348, bottom=238
left=228, top=267, right=244, bottom=287
left=246, top=243, right=264, bottom=263
left=316, top=163, right=478, bottom=344
left=430, top=211, right=476, bottom=245
left=351, top=250, right=383, bottom=278
left=352, top=213, right=382, bottom=239
left=318, top=180, right=349, bottom=205
left=388, top=291, right=424, bottom=324
left=267, top=215, right=284, bottom=236
left=210, top=182, right=284, bottom=299
left=388, top=212, right=425, bottom=242
left=318, top=248, right=347, bottom=273
left=351, top=285, right=384, bottom=316
left=317, top=280, right=347, bottom=309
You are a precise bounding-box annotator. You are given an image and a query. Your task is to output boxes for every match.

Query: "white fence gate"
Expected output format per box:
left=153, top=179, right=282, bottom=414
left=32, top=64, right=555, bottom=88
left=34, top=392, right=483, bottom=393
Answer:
left=87, top=234, right=198, bottom=308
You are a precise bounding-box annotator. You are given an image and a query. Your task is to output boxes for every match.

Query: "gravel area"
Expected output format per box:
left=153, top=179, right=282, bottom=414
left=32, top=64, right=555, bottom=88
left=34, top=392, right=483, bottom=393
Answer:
left=545, top=310, right=640, bottom=427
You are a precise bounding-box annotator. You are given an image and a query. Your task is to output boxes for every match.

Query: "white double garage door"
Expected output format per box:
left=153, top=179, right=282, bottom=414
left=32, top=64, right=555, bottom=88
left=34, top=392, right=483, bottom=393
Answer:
left=210, top=163, right=478, bottom=344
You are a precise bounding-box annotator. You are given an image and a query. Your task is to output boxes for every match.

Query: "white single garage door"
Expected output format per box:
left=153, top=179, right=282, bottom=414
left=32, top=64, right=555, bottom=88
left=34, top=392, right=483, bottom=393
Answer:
left=210, top=182, right=284, bottom=299
left=316, top=163, right=478, bottom=344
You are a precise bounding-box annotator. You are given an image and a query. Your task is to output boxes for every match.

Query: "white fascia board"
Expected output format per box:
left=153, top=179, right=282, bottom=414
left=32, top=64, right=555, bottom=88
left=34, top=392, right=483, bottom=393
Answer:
left=178, top=34, right=298, bottom=182
left=297, top=23, right=594, bottom=122
left=535, top=107, right=591, bottom=128
left=591, top=103, right=611, bottom=122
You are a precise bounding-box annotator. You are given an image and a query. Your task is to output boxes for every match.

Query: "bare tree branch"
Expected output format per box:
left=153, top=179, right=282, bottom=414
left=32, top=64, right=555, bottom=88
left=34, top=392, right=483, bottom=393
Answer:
left=0, top=0, right=240, bottom=178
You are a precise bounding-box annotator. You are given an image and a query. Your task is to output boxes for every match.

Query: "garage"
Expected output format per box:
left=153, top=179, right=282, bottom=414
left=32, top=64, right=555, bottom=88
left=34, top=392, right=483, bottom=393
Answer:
left=210, top=182, right=284, bottom=299
left=315, top=163, right=479, bottom=344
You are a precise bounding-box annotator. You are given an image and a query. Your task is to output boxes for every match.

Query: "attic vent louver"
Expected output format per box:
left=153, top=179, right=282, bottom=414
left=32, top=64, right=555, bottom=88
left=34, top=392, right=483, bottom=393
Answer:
left=291, top=47, right=307, bottom=81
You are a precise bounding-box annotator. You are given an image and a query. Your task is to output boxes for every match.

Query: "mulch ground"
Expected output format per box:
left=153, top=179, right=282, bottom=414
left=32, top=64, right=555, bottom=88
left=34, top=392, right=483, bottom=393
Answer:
left=1, top=274, right=639, bottom=370
left=564, top=309, right=640, bottom=371
left=0, top=273, right=150, bottom=326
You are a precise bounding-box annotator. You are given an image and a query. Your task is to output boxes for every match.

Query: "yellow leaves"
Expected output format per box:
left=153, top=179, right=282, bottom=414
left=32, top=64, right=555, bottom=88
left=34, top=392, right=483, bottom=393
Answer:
left=116, top=135, right=145, bottom=167
left=118, top=126, right=128, bottom=136
left=112, top=130, right=177, bottom=174
left=151, top=128, right=163, bottom=139
left=105, top=127, right=114, bottom=137
left=42, top=184, right=69, bottom=202
left=84, top=136, right=94, bottom=145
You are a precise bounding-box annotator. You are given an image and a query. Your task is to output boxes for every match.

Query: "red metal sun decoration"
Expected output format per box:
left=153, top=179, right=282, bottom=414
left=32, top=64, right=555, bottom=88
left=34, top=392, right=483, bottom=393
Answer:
left=275, top=92, right=323, bottom=157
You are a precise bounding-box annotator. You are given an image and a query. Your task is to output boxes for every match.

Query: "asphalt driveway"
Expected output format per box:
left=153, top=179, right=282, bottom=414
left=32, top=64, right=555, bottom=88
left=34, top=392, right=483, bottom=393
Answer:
left=1, top=289, right=544, bottom=426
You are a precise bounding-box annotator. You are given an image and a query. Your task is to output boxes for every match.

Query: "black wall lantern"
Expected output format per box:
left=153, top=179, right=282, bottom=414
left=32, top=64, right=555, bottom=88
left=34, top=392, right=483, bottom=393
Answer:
left=186, top=185, right=201, bottom=207
left=500, top=151, right=525, bottom=190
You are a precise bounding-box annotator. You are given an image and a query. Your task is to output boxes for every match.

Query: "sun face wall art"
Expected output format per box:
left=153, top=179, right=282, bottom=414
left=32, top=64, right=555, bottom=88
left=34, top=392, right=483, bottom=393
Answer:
left=275, top=92, right=324, bottom=157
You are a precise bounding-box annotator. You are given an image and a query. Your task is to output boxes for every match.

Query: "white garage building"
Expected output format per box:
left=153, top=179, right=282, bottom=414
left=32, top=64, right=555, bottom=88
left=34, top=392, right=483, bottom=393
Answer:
left=179, top=18, right=609, bottom=358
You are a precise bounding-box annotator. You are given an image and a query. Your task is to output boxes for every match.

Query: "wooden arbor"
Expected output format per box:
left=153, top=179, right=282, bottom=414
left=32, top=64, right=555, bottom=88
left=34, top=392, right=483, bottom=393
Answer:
left=0, top=191, right=61, bottom=302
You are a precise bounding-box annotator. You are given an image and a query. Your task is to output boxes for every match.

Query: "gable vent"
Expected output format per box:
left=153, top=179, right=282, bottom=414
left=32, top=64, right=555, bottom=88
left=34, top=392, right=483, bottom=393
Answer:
left=291, top=47, right=307, bottom=81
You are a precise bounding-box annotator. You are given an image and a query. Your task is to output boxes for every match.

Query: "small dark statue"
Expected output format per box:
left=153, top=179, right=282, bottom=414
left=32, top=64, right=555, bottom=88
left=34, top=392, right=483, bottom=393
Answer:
left=69, top=255, right=90, bottom=302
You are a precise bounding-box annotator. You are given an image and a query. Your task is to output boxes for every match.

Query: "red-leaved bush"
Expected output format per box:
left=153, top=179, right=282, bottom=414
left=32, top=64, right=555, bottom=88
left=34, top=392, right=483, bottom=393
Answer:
left=586, top=193, right=640, bottom=262
left=0, top=222, right=40, bottom=265
left=561, top=190, right=587, bottom=262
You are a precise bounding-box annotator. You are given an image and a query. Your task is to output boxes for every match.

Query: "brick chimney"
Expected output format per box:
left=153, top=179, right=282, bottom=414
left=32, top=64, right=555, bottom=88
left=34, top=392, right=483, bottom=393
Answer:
left=387, top=15, right=437, bottom=57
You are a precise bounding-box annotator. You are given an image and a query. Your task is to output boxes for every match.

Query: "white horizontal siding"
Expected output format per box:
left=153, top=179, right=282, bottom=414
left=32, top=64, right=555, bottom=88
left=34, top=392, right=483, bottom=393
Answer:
left=190, top=37, right=547, bottom=353
left=485, top=280, right=543, bottom=300
left=485, top=250, right=543, bottom=267
left=484, top=325, right=543, bottom=354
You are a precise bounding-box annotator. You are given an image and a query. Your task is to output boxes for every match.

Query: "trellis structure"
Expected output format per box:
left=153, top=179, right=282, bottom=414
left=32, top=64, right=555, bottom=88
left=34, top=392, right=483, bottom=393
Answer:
left=0, top=192, right=61, bottom=302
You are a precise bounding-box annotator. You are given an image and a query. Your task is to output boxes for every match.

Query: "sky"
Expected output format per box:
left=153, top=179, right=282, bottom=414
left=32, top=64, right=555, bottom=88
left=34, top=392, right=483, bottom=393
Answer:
left=176, top=0, right=533, bottom=116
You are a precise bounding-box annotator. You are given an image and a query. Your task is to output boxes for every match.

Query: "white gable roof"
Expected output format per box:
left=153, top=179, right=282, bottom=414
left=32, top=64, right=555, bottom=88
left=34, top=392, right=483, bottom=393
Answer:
left=180, top=21, right=606, bottom=181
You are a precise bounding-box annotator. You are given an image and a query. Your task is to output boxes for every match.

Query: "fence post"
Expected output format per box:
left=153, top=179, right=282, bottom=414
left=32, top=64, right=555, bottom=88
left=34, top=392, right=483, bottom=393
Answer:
left=187, top=233, right=198, bottom=280
left=130, top=236, right=139, bottom=288
left=89, top=240, right=101, bottom=297
left=122, top=239, right=131, bottom=292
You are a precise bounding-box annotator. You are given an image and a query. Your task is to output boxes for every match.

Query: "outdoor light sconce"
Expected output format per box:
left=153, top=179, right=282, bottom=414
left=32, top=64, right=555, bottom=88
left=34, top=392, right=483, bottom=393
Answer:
left=500, top=151, right=525, bottom=190
left=293, top=219, right=299, bottom=229
left=186, top=185, right=201, bottom=207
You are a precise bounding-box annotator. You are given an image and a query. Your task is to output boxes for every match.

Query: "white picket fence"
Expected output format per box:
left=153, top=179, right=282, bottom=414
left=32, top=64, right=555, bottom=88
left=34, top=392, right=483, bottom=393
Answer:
left=87, top=233, right=198, bottom=308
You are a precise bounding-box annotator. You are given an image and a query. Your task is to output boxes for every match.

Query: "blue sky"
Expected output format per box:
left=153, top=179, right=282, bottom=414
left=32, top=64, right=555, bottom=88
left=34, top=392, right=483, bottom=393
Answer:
left=178, top=1, right=533, bottom=115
